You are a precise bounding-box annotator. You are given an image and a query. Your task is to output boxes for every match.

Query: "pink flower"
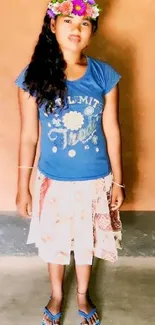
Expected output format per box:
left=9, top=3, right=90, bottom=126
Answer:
left=58, top=0, right=73, bottom=15
left=84, top=3, right=93, bottom=17
left=72, top=0, right=86, bottom=16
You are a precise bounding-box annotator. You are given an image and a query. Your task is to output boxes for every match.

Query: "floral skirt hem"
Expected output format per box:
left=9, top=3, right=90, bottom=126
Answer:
left=27, top=170, right=122, bottom=265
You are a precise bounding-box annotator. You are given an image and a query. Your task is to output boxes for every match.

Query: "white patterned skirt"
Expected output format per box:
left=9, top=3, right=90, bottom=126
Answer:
left=27, top=170, right=122, bottom=265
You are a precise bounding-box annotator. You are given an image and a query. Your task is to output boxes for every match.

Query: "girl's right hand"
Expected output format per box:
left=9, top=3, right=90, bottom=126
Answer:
left=16, top=190, right=32, bottom=218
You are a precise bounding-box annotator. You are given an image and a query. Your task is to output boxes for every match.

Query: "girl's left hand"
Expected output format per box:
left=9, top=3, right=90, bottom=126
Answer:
left=111, top=184, right=125, bottom=211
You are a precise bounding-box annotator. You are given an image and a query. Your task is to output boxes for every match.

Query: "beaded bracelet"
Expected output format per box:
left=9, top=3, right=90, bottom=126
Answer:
left=112, top=181, right=125, bottom=188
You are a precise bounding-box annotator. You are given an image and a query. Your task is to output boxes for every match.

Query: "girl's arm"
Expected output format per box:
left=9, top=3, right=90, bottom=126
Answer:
left=16, top=89, right=39, bottom=217
left=102, top=85, right=124, bottom=210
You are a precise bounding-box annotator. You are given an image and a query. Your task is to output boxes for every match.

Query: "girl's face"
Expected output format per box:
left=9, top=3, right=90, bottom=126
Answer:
left=50, top=15, right=93, bottom=53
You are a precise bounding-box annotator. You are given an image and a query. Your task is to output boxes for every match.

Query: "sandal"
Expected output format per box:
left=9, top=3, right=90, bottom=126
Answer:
left=79, top=309, right=100, bottom=325
left=41, top=297, right=62, bottom=325
left=77, top=291, right=100, bottom=325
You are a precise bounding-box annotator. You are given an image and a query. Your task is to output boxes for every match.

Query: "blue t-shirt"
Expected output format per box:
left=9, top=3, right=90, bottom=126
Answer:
left=15, top=57, right=121, bottom=181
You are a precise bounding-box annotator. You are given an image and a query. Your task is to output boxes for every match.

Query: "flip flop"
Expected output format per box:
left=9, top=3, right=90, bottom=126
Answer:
left=79, top=308, right=100, bottom=325
left=41, top=306, right=62, bottom=325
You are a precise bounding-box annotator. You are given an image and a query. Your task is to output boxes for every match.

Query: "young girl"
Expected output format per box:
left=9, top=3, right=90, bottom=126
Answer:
left=15, top=0, right=125, bottom=324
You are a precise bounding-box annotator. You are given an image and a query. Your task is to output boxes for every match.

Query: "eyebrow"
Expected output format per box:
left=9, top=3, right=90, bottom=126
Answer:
left=63, top=15, right=90, bottom=21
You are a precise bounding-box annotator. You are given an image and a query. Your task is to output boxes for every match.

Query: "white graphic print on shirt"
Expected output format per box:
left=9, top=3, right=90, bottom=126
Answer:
left=44, top=95, right=103, bottom=158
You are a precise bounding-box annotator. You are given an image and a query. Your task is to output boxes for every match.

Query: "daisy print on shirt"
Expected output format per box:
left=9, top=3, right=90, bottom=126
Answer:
left=41, top=95, right=103, bottom=158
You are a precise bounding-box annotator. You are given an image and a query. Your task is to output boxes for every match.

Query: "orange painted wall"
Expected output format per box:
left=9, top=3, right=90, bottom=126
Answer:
left=0, top=0, right=155, bottom=211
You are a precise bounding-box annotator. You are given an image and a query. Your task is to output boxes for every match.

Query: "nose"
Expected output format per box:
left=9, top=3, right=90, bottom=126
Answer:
left=71, top=23, right=81, bottom=34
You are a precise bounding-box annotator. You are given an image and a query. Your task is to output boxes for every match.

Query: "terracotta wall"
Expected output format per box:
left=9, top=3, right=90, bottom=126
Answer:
left=0, top=0, right=155, bottom=211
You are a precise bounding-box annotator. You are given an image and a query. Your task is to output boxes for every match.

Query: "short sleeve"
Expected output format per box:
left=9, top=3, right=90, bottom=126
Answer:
left=103, top=63, right=121, bottom=95
left=15, top=66, right=29, bottom=91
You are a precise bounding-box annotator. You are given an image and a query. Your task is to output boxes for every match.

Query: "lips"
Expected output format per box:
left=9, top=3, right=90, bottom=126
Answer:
left=68, top=35, right=81, bottom=43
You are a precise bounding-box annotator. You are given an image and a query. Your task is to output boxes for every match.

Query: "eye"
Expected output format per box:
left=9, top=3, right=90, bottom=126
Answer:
left=64, top=18, right=72, bottom=24
left=82, top=21, right=90, bottom=27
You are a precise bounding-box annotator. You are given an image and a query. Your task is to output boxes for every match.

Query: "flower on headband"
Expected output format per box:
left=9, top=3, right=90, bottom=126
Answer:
left=48, top=2, right=60, bottom=15
left=88, top=0, right=95, bottom=4
left=72, top=0, right=86, bottom=16
left=47, top=9, right=55, bottom=18
left=47, top=0, right=101, bottom=19
left=91, top=5, right=100, bottom=19
left=84, top=3, right=93, bottom=17
left=59, top=0, right=73, bottom=15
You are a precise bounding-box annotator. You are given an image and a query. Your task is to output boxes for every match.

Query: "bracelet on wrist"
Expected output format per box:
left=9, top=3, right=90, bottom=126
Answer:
left=112, top=181, right=125, bottom=188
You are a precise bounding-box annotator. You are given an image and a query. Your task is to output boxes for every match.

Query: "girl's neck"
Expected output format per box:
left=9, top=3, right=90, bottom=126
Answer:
left=62, top=50, right=84, bottom=65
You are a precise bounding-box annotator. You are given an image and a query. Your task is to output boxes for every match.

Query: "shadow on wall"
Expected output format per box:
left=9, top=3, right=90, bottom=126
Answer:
left=87, top=0, right=139, bottom=208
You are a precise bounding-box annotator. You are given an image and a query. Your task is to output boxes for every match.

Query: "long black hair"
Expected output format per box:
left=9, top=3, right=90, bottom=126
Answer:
left=24, top=13, right=98, bottom=114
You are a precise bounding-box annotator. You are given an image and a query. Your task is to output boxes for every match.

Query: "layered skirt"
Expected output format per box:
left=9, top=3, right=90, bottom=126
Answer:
left=27, top=170, right=122, bottom=265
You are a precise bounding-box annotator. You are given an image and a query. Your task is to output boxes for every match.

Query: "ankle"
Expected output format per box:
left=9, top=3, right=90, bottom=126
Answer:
left=77, top=287, right=88, bottom=295
left=47, top=294, right=62, bottom=306
left=77, top=291, right=88, bottom=304
left=51, top=294, right=62, bottom=301
left=51, top=291, right=63, bottom=301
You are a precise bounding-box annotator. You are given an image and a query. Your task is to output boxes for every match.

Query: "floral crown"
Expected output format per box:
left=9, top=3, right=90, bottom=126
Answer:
left=47, top=0, right=101, bottom=20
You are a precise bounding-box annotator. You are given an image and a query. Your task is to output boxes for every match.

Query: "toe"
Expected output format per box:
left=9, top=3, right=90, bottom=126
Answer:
left=43, top=314, right=52, bottom=325
left=92, top=313, right=99, bottom=325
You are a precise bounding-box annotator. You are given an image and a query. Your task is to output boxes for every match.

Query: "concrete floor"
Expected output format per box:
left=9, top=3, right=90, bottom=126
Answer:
left=0, top=256, right=155, bottom=325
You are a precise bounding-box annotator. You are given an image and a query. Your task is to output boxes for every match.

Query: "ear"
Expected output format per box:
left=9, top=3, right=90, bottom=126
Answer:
left=50, top=19, right=56, bottom=33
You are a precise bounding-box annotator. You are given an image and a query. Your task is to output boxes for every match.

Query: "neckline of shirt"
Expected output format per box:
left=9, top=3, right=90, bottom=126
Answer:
left=66, top=56, right=90, bottom=84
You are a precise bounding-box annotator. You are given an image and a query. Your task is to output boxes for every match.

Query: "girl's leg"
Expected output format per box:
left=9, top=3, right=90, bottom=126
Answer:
left=75, top=264, right=92, bottom=297
left=75, top=264, right=99, bottom=324
left=43, top=263, right=65, bottom=325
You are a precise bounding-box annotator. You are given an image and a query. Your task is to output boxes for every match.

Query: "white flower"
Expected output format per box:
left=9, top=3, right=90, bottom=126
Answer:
left=48, top=2, right=61, bottom=14
left=92, top=6, right=100, bottom=19
left=63, top=111, right=84, bottom=131
left=52, top=146, right=58, bottom=153
left=84, top=106, right=94, bottom=116
left=68, top=150, right=76, bottom=157
left=48, top=2, right=53, bottom=9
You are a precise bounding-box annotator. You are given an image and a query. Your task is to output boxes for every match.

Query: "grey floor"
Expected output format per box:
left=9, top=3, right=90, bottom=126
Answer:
left=0, top=256, right=155, bottom=325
